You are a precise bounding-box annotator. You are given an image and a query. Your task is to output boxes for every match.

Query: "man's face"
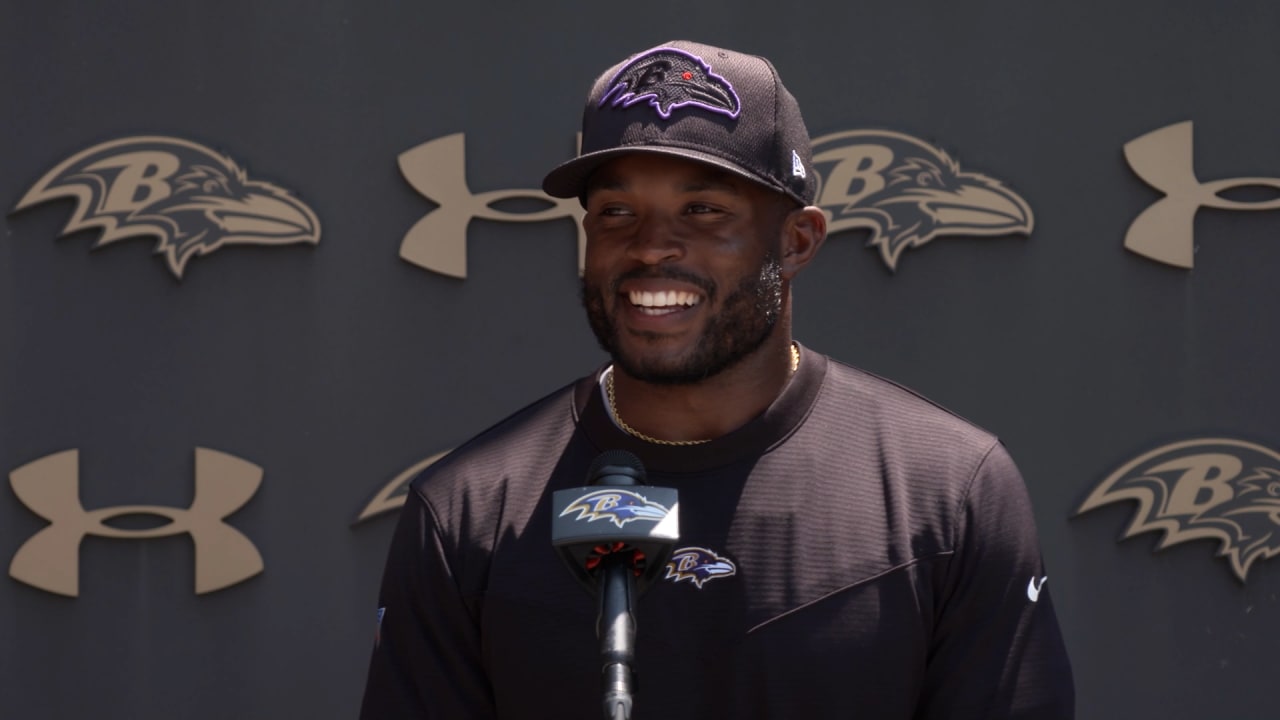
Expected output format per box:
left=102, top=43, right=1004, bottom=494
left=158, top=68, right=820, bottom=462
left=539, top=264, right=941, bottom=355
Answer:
left=580, top=153, right=791, bottom=385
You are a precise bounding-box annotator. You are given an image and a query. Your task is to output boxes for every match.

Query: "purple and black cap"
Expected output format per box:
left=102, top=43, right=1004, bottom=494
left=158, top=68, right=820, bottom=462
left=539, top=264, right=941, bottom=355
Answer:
left=542, top=40, right=817, bottom=207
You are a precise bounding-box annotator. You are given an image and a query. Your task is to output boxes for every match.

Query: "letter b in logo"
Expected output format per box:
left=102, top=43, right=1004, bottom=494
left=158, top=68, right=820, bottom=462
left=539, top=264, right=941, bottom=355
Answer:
left=9, top=448, right=264, bottom=597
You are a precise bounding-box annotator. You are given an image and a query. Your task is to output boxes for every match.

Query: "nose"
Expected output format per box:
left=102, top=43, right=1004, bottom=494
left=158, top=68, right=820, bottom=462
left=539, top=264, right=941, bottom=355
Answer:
left=626, top=214, right=684, bottom=265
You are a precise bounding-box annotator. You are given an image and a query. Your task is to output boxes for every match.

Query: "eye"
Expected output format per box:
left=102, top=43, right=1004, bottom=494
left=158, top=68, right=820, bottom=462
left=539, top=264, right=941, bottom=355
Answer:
left=685, top=203, right=722, bottom=215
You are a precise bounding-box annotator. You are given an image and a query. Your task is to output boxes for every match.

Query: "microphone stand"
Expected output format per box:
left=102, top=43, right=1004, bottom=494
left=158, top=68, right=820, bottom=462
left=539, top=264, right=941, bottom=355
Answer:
left=551, top=450, right=678, bottom=720
left=597, top=551, right=637, bottom=720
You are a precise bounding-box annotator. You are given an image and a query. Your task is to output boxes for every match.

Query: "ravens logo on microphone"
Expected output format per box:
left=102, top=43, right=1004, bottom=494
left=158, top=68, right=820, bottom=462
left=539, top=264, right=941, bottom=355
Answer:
left=559, top=488, right=670, bottom=529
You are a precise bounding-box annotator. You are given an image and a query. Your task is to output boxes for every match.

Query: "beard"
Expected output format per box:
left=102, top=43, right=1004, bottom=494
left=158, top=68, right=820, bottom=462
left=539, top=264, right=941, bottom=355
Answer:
left=581, top=251, right=783, bottom=385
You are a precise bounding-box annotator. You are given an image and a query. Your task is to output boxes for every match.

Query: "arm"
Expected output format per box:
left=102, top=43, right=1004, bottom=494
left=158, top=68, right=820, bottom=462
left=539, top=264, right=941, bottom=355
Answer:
left=917, top=442, right=1075, bottom=720
left=359, top=488, right=496, bottom=719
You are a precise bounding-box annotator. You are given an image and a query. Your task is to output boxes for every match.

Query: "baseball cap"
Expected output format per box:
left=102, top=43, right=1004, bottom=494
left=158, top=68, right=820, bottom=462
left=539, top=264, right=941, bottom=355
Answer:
left=541, top=40, right=817, bottom=206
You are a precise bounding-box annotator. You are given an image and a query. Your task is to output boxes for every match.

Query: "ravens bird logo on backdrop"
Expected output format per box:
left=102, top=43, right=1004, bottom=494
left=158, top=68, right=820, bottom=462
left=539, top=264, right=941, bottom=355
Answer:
left=810, top=129, right=1033, bottom=271
left=1077, top=438, right=1280, bottom=582
left=599, top=47, right=741, bottom=120
left=14, top=136, right=320, bottom=279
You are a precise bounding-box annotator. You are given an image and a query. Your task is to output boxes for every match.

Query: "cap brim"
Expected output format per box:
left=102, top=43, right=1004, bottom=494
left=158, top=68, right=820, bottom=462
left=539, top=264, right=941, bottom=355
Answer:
left=541, top=145, right=792, bottom=203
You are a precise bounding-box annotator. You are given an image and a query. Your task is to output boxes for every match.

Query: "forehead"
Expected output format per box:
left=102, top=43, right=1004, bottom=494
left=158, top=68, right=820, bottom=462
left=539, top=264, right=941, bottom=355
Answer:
left=585, top=153, right=757, bottom=196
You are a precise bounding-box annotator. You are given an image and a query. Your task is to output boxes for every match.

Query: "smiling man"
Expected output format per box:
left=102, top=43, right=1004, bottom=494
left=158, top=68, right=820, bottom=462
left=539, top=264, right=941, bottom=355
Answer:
left=360, top=40, right=1074, bottom=719
left=577, top=152, right=818, bottom=443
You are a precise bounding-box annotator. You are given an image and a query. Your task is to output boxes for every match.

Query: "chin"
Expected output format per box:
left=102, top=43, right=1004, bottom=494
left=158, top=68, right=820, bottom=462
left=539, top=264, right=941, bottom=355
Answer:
left=611, top=345, right=702, bottom=385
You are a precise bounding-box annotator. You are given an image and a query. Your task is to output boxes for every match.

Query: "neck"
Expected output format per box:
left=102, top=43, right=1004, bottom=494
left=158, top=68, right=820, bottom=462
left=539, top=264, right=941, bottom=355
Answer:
left=609, top=332, right=798, bottom=444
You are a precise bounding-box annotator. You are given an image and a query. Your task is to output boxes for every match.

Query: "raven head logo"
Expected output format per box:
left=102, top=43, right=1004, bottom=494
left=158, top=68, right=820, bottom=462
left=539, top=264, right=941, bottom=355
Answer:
left=1077, top=438, right=1280, bottom=582
left=811, top=129, right=1032, bottom=271
left=664, top=546, right=736, bottom=589
left=559, top=489, right=670, bottom=529
left=598, top=47, right=740, bottom=120
left=14, top=136, right=321, bottom=279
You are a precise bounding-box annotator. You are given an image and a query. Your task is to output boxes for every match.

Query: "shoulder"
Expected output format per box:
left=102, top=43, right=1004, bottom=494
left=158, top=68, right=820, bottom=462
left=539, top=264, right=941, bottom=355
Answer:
left=408, top=376, right=588, bottom=521
left=817, top=356, right=1002, bottom=464
left=802, top=355, right=1031, bottom=547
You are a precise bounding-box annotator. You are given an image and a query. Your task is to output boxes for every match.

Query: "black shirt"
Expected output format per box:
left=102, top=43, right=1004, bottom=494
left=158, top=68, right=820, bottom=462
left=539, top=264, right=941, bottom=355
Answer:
left=360, top=348, right=1074, bottom=718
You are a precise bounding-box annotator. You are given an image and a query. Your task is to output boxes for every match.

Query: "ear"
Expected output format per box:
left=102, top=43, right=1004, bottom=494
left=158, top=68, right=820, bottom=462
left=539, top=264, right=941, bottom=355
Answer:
left=780, top=206, right=827, bottom=280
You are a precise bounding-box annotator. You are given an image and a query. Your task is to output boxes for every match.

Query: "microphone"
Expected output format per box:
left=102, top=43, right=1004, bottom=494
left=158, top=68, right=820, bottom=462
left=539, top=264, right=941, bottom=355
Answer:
left=551, top=450, right=679, bottom=720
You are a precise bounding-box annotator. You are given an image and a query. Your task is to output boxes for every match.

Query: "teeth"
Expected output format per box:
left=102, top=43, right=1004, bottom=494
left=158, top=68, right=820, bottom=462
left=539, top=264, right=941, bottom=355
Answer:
left=629, top=290, right=699, bottom=308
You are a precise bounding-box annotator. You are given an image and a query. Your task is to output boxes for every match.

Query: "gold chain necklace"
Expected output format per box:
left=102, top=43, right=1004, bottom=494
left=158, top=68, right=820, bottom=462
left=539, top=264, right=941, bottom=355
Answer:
left=606, top=343, right=800, bottom=446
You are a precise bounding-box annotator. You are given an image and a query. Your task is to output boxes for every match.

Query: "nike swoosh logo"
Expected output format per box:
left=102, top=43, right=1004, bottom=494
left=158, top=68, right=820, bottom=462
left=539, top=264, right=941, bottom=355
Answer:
left=1027, top=576, right=1048, bottom=602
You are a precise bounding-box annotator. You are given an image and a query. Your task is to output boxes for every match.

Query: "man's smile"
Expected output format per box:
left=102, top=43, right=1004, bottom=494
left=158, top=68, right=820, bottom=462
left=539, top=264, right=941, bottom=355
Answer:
left=628, top=289, right=702, bottom=316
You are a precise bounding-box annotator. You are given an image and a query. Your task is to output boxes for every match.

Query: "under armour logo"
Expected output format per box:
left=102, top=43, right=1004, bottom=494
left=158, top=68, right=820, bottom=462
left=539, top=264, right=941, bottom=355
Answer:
left=9, top=448, right=264, bottom=597
left=1125, top=121, right=1280, bottom=268
left=398, top=133, right=586, bottom=278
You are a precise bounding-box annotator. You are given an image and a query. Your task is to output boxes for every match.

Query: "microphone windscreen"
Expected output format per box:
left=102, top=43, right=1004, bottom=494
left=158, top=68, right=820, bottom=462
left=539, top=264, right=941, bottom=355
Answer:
left=587, top=449, right=646, bottom=486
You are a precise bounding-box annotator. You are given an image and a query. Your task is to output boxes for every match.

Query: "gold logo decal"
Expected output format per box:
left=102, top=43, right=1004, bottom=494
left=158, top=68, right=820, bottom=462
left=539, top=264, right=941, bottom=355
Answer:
left=353, top=450, right=450, bottom=524
left=811, top=129, right=1033, bottom=270
left=1076, top=437, right=1280, bottom=582
left=14, top=136, right=321, bottom=278
left=397, top=130, right=1029, bottom=278
left=398, top=133, right=585, bottom=278
left=9, top=448, right=264, bottom=596
left=1125, top=121, right=1280, bottom=268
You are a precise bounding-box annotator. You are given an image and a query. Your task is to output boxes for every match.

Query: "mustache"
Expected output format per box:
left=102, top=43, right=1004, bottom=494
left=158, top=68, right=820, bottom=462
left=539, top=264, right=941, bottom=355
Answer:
left=609, top=266, right=716, bottom=299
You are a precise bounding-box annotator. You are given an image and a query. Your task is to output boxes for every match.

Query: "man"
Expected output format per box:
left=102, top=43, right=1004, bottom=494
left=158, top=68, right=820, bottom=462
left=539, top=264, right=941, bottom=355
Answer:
left=361, top=40, right=1074, bottom=719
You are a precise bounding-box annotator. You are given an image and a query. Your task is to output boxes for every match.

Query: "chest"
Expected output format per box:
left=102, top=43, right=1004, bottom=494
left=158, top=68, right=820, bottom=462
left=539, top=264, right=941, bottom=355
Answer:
left=479, top=486, right=942, bottom=719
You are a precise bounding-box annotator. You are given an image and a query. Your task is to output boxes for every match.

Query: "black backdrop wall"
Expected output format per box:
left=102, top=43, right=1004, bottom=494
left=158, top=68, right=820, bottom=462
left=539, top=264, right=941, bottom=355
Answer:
left=2, top=1, right=1278, bottom=718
